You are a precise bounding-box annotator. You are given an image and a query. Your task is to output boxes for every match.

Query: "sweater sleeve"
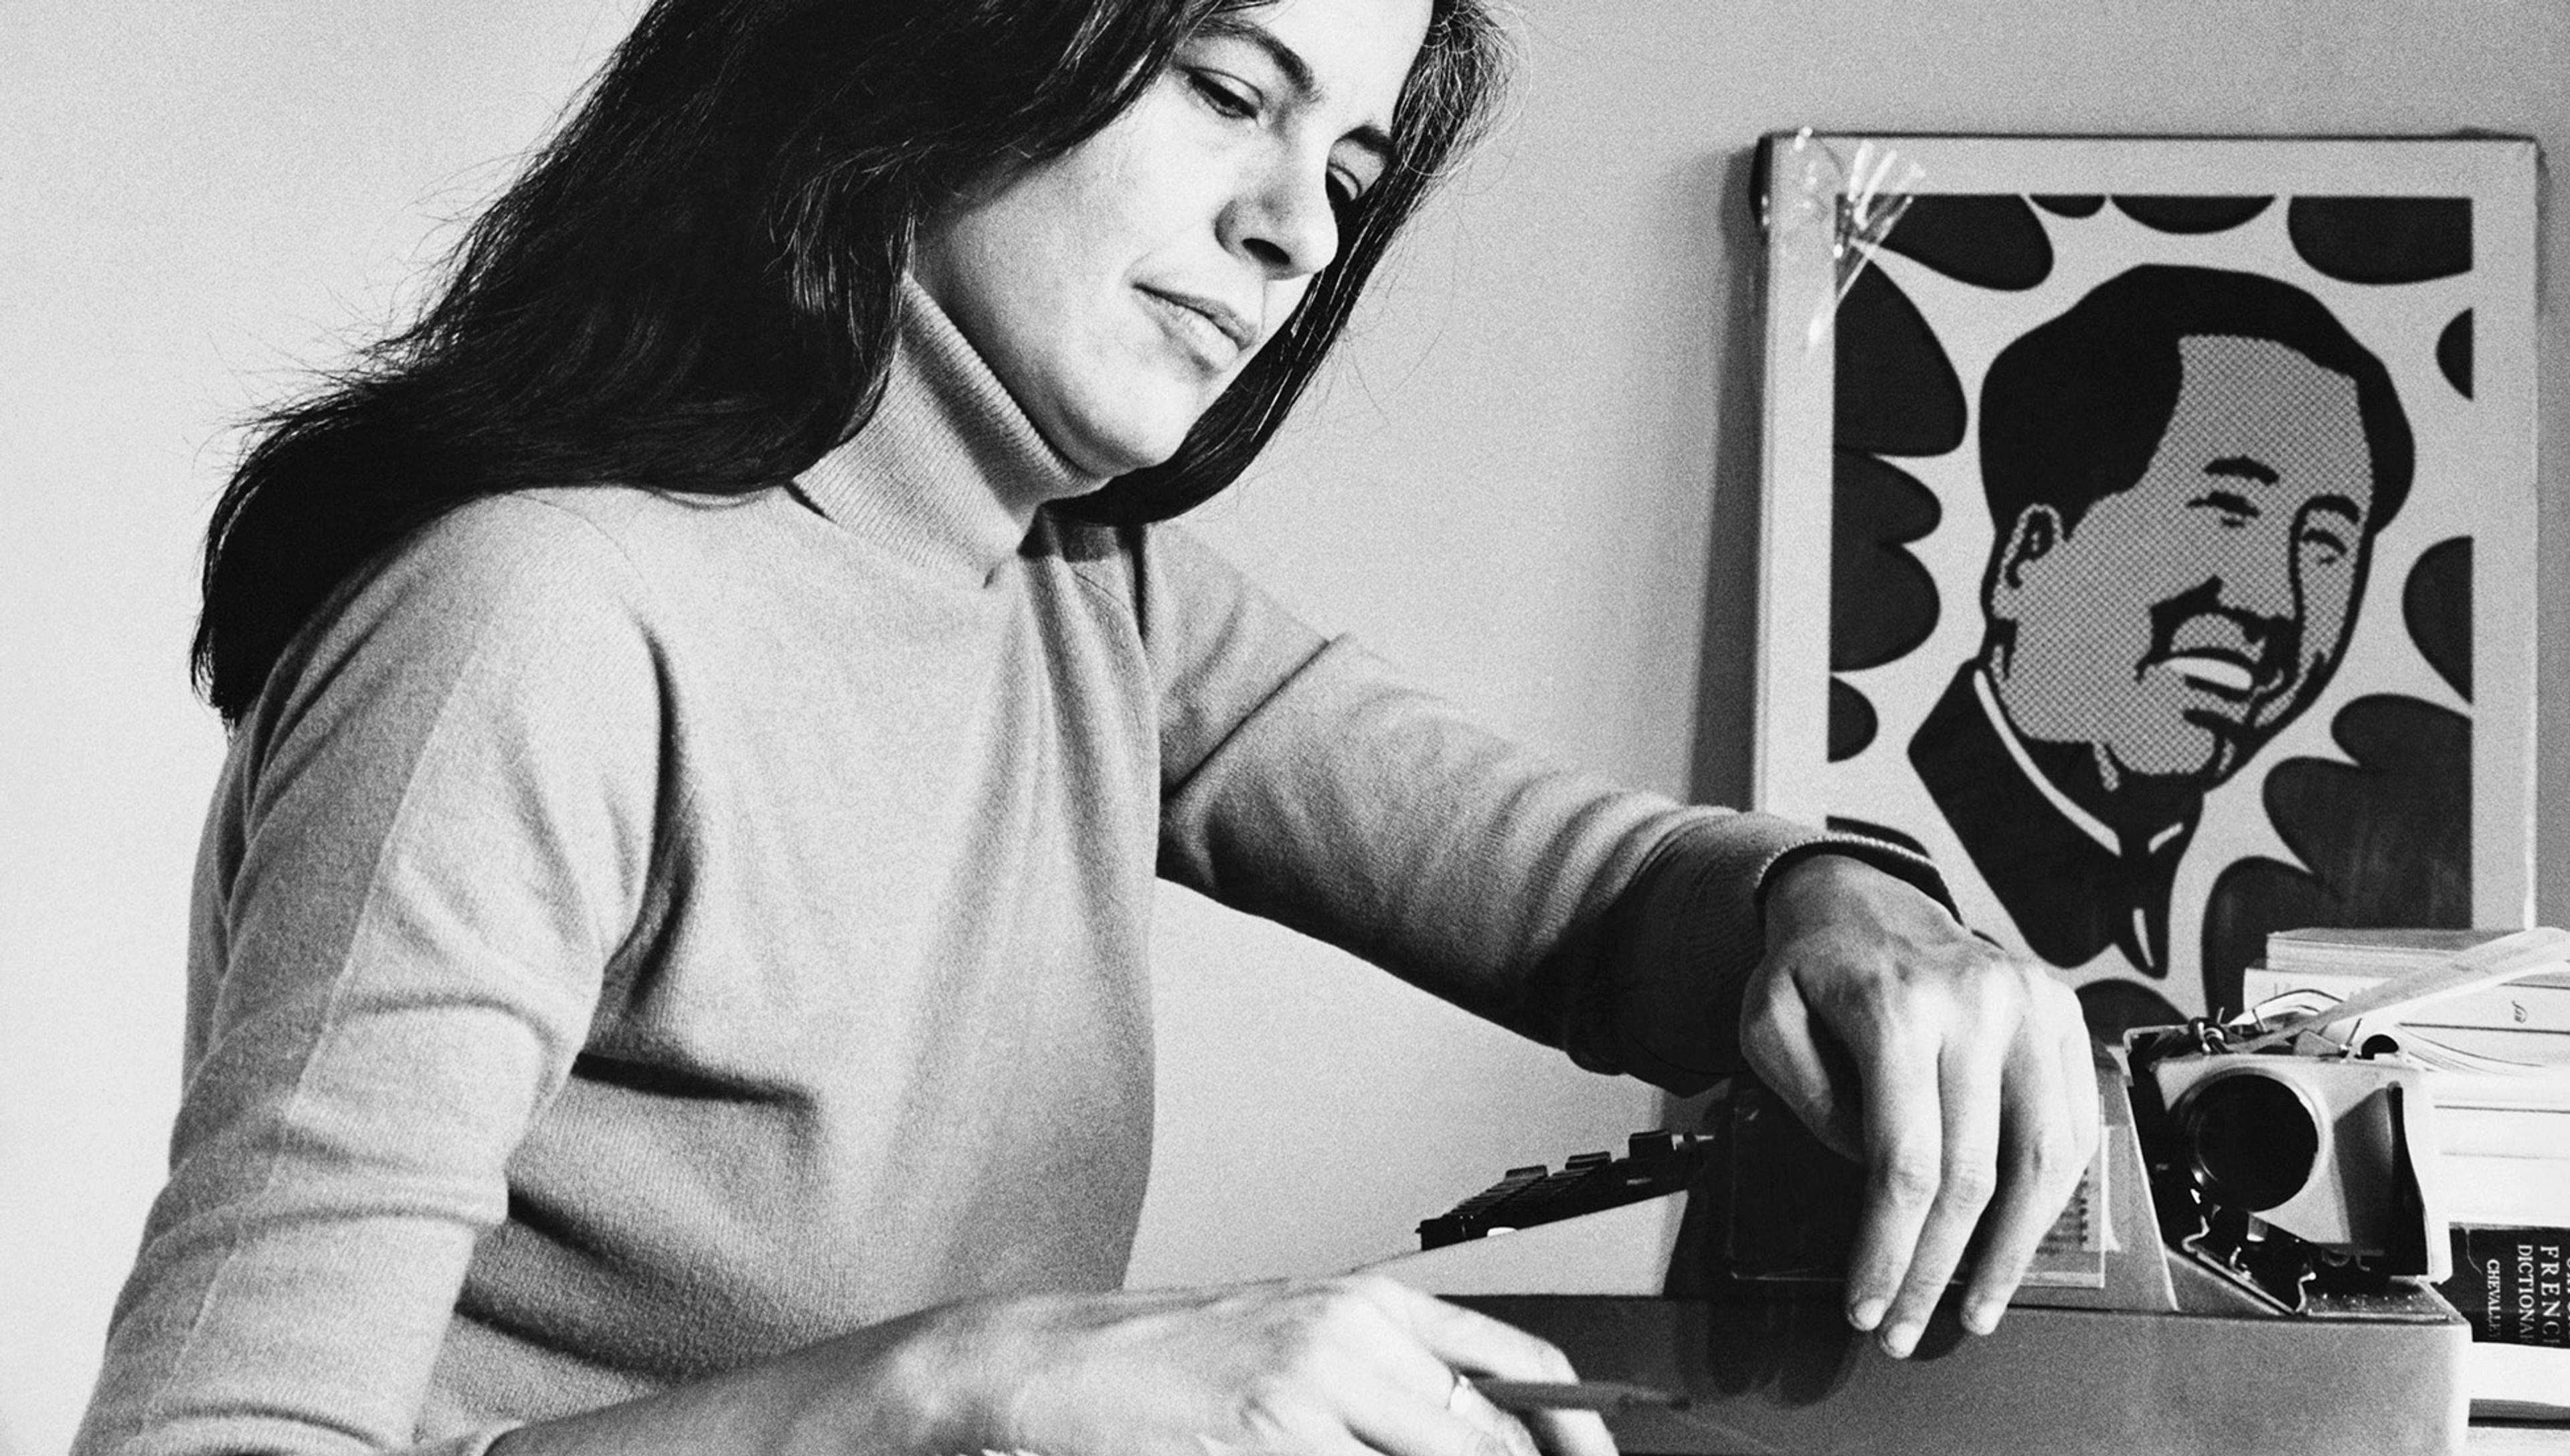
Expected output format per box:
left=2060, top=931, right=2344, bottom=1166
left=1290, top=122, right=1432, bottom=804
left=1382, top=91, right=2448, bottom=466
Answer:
left=1139, top=525, right=1944, bottom=1094
left=78, top=497, right=662, bottom=1456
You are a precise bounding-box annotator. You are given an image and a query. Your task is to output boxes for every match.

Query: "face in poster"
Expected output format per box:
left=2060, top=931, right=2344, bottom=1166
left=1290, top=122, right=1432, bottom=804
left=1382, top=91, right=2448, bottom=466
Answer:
left=1753, top=139, right=2537, bottom=1032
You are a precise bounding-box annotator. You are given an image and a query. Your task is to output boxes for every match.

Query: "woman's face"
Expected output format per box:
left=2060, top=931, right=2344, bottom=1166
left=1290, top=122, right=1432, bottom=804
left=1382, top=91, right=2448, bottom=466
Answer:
left=912, top=0, right=1432, bottom=476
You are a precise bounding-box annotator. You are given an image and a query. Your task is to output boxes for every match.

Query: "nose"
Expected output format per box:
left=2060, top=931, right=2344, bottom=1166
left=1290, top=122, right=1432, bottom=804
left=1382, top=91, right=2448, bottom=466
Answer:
left=1219, top=154, right=1341, bottom=282
left=2213, top=520, right=2300, bottom=624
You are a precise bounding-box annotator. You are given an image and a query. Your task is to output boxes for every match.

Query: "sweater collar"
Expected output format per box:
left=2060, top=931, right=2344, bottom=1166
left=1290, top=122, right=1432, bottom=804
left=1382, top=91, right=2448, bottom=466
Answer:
left=794, top=276, right=1108, bottom=582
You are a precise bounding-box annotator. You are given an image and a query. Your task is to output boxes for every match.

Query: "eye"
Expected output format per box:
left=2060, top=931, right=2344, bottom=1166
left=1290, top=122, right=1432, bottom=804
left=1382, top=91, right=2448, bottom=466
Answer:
left=2189, top=490, right=2259, bottom=527
left=1329, top=151, right=1391, bottom=215
left=2300, top=526, right=2350, bottom=565
left=1187, top=70, right=1259, bottom=120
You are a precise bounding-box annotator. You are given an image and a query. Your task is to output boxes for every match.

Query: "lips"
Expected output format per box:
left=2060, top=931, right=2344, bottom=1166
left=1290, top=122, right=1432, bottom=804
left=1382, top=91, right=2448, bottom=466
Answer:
left=1138, top=285, right=1256, bottom=363
left=2156, top=652, right=2257, bottom=698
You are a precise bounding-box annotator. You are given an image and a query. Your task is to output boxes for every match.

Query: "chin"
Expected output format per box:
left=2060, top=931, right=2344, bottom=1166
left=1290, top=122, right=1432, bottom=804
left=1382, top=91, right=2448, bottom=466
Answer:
left=1072, top=433, right=1186, bottom=478
left=2172, top=739, right=2253, bottom=788
left=1047, top=395, right=1209, bottom=477
left=2106, top=720, right=2233, bottom=784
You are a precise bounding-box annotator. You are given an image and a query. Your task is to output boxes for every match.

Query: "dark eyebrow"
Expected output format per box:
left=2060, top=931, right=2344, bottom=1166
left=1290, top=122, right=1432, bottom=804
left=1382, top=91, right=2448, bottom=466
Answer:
left=2305, top=494, right=2363, bottom=524
left=1194, top=16, right=1397, bottom=173
left=2204, top=455, right=2280, bottom=486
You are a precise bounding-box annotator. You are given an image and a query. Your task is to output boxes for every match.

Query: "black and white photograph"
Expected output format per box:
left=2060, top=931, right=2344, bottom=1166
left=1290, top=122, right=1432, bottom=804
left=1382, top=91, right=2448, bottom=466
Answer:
left=6, top=5, right=2568, bottom=1456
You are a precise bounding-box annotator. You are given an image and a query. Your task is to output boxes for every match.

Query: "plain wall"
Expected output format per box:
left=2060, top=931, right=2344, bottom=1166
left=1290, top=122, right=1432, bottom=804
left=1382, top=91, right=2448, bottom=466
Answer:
left=5, top=1, right=2564, bottom=1450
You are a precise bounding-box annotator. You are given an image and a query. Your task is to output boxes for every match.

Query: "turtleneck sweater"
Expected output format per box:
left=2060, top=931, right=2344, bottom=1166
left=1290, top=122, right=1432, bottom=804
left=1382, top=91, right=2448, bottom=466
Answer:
left=76, top=281, right=1918, bottom=1456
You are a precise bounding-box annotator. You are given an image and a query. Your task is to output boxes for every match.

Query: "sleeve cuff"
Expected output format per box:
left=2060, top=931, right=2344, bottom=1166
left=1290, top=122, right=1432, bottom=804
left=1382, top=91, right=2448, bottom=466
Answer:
left=1598, top=819, right=1955, bottom=1095
left=1755, top=834, right=1955, bottom=919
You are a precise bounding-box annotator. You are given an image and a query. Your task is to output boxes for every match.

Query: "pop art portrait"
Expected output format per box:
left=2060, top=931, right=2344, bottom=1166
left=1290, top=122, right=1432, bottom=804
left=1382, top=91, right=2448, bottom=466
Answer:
left=1752, top=137, right=2538, bottom=1032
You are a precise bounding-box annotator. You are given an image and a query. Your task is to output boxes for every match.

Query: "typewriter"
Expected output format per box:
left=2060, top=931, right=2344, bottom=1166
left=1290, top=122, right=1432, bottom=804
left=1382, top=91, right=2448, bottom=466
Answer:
left=1372, top=1028, right=2472, bottom=1456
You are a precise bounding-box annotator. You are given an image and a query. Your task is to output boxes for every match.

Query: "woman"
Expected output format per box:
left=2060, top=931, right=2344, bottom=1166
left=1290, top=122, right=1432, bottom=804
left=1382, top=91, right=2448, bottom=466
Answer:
left=78, top=0, right=2097, bottom=1452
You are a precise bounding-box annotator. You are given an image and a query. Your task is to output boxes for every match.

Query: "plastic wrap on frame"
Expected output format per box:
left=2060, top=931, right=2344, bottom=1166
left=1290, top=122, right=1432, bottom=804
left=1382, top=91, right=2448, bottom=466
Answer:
left=1771, top=128, right=1925, bottom=350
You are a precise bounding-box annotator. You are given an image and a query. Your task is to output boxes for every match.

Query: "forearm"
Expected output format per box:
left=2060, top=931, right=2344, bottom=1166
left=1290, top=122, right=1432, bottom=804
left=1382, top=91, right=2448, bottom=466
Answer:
left=488, top=1307, right=964, bottom=1456
left=1154, top=630, right=1783, bottom=1050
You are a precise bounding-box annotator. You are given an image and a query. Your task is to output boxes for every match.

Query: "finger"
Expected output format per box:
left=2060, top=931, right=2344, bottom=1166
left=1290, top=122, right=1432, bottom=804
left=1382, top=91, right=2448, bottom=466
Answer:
left=1955, top=1016, right=2077, bottom=1333
left=1449, top=1380, right=1542, bottom=1456
left=1195, top=1421, right=1374, bottom=1456
left=2043, top=1005, right=2104, bottom=1192
left=1739, top=970, right=1861, bottom=1161
left=1349, top=1281, right=1617, bottom=1456
left=1455, top=1382, right=1618, bottom=1456
left=1353, top=1277, right=1583, bottom=1388
left=1519, top=1406, right=1618, bottom=1456
left=1840, top=1027, right=1942, bottom=1334
left=1874, top=1030, right=2004, bottom=1356
left=2061, top=1019, right=2105, bottom=1166
left=1970, top=1008, right=2106, bottom=1326
left=1341, top=1368, right=1537, bottom=1456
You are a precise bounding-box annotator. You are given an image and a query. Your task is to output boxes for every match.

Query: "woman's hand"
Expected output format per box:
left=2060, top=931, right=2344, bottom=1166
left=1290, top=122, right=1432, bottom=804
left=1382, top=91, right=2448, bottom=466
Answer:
left=499, top=1275, right=1614, bottom=1456
left=1741, top=852, right=2099, bottom=1360
left=928, top=1275, right=1616, bottom=1456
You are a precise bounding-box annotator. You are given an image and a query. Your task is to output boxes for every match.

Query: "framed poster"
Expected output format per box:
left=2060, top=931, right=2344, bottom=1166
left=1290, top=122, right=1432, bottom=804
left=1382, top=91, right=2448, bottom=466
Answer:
left=1752, top=134, right=2538, bottom=1031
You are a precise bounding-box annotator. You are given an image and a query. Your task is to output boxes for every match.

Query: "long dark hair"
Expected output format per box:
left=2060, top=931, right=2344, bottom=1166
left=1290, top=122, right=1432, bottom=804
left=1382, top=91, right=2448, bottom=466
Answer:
left=195, top=0, right=1508, bottom=723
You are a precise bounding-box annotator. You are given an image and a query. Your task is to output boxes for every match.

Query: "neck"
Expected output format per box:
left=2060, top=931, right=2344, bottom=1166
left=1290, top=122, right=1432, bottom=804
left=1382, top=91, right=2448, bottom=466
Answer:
left=790, top=276, right=1108, bottom=583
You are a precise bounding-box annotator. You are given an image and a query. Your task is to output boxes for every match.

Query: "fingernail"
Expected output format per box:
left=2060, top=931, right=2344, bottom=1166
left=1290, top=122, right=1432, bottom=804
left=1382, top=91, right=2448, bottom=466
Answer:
left=1848, top=1297, right=1887, bottom=1332
left=1963, top=1299, right=2001, bottom=1335
left=1881, top=1322, right=1921, bottom=1359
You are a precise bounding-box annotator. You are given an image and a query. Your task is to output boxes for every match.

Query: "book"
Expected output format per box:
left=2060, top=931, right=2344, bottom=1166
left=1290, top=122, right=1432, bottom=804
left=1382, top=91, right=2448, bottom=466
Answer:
left=2465, top=1338, right=2570, bottom=1421
left=2242, top=964, right=2570, bottom=1037
left=2243, top=931, right=2570, bottom=1419
left=2245, top=928, right=2570, bottom=1102
left=2437, top=1224, right=2569, bottom=1348
left=2442, top=1155, right=2570, bottom=1228
left=2428, top=1067, right=2570, bottom=1113
left=2439, top=1105, right=2570, bottom=1162
left=2439, top=1105, right=2570, bottom=1160
left=2435, top=1224, right=2570, bottom=1422
left=2266, top=926, right=2538, bottom=968
left=2249, top=926, right=2570, bottom=1030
